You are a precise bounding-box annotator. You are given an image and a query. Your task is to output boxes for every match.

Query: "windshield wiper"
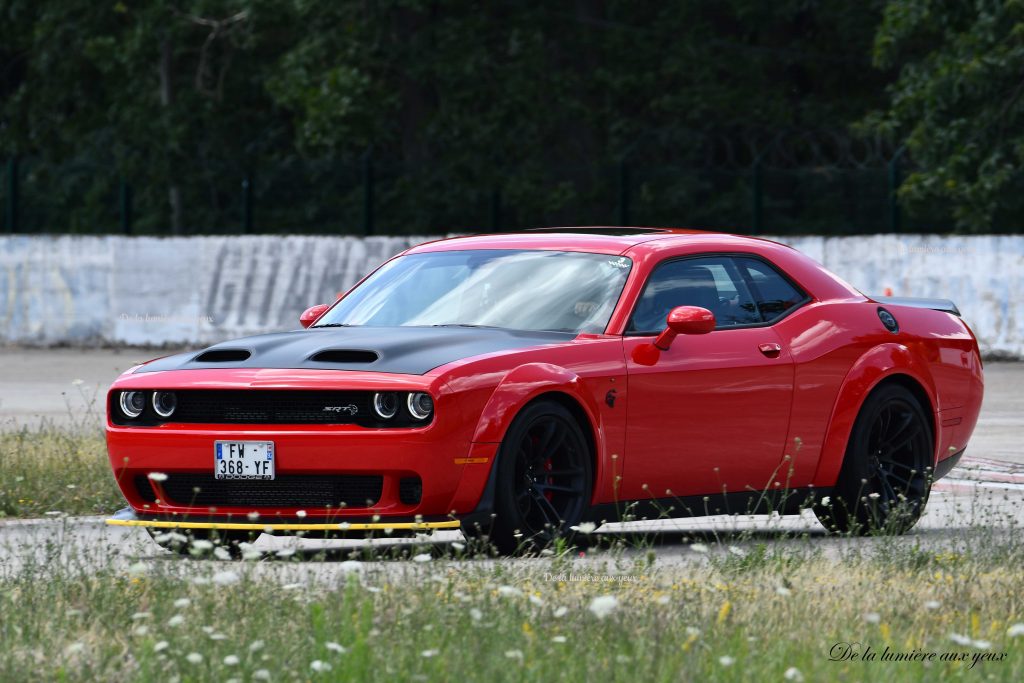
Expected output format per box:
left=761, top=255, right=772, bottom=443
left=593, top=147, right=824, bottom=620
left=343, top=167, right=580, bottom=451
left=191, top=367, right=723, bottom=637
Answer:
left=312, top=323, right=354, bottom=328
left=430, top=323, right=501, bottom=329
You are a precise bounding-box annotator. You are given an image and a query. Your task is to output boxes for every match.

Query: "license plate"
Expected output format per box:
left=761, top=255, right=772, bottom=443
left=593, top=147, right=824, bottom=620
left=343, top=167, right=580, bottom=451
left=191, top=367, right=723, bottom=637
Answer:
left=214, top=441, right=275, bottom=480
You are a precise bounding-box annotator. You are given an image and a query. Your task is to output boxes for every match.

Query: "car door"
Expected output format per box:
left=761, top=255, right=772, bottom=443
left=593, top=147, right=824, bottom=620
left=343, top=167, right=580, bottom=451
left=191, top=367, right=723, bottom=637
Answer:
left=620, top=254, right=796, bottom=502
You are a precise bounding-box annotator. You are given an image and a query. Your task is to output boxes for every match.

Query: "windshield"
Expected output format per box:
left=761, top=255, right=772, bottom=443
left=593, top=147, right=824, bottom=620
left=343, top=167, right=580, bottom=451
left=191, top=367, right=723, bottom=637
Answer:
left=315, top=249, right=633, bottom=334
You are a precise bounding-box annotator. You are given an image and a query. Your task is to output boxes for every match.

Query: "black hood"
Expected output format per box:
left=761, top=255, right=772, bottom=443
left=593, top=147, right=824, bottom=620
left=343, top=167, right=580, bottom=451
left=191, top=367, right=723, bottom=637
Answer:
left=135, top=326, right=576, bottom=376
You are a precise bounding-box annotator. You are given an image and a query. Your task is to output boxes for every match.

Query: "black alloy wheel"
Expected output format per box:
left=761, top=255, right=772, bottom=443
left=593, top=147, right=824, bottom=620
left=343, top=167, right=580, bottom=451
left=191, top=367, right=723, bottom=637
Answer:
left=488, top=400, right=592, bottom=554
left=815, top=384, right=933, bottom=535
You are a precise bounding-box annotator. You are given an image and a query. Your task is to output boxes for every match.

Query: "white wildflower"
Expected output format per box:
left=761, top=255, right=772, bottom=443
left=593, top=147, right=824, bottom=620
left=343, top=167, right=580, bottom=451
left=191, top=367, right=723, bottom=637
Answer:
left=552, top=635, right=567, bottom=643
left=421, top=649, right=439, bottom=658
left=310, top=660, right=331, bottom=672
left=253, top=671, right=271, bottom=681
left=570, top=522, right=596, bottom=534
left=924, top=600, right=940, bottom=610
left=131, top=611, right=152, bottom=620
left=224, top=655, right=240, bottom=666
left=505, top=649, right=524, bottom=661
left=949, top=633, right=972, bottom=646
left=469, top=608, right=483, bottom=622
left=413, top=553, right=432, bottom=563
left=553, top=606, right=568, bottom=618
left=588, top=595, right=619, bottom=619
left=132, top=625, right=149, bottom=637
left=191, top=539, right=213, bottom=552
left=719, top=656, right=735, bottom=666
left=147, top=472, right=168, bottom=482
left=497, top=586, right=522, bottom=598
left=863, top=612, right=881, bottom=624
left=154, top=641, right=169, bottom=653
left=728, top=546, right=747, bottom=557
left=689, top=543, right=708, bottom=553
left=65, top=642, right=86, bottom=654
left=776, top=586, right=792, bottom=596
left=1007, top=623, right=1024, bottom=638
left=173, top=598, right=191, bottom=609
left=326, top=642, right=346, bottom=654
left=212, top=570, right=240, bottom=585
left=185, top=652, right=203, bottom=665
left=820, top=496, right=831, bottom=506
left=249, top=640, right=265, bottom=652
left=167, top=615, right=185, bottom=627
left=784, top=666, right=804, bottom=682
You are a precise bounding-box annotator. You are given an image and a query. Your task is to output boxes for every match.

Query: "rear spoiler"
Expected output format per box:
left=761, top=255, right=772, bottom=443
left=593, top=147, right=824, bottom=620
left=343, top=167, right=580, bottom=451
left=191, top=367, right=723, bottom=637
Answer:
left=871, top=295, right=961, bottom=317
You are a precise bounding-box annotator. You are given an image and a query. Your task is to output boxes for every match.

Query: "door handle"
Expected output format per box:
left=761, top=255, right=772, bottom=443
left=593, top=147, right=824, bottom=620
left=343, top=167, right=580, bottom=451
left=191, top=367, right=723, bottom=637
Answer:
left=758, top=342, right=782, bottom=358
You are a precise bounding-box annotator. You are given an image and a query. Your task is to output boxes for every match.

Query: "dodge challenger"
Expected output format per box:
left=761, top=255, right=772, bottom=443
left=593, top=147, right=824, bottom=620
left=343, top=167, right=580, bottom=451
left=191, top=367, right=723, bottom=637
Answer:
left=105, top=228, right=984, bottom=554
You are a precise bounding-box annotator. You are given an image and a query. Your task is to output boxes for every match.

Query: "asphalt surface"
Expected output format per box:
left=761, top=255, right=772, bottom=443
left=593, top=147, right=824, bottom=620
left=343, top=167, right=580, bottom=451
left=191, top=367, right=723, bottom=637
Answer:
left=0, top=349, right=1021, bottom=573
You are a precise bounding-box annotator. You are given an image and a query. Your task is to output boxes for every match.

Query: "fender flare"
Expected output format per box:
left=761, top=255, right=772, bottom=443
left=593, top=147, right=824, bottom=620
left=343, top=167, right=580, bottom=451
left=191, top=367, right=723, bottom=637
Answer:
left=461, top=363, right=606, bottom=525
left=811, top=343, right=939, bottom=488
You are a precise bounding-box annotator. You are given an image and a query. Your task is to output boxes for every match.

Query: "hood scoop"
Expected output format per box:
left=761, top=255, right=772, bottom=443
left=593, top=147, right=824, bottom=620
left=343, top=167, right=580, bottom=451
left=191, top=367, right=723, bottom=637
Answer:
left=138, top=326, right=576, bottom=375
left=309, top=349, right=379, bottom=364
left=193, top=349, right=251, bottom=362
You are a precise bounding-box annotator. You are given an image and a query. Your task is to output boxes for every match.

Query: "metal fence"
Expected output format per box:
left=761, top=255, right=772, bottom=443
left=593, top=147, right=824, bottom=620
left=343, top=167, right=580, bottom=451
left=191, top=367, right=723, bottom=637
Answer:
left=0, top=140, right=957, bottom=236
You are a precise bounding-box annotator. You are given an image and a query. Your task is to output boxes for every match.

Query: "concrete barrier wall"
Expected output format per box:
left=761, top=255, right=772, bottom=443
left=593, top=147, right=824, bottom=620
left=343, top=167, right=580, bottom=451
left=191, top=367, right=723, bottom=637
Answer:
left=1, top=234, right=1021, bottom=357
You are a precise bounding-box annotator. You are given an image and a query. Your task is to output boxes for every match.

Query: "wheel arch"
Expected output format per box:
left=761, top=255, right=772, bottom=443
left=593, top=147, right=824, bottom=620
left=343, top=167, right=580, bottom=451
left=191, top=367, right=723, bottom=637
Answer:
left=812, top=343, right=939, bottom=488
left=460, top=364, right=606, bottom=524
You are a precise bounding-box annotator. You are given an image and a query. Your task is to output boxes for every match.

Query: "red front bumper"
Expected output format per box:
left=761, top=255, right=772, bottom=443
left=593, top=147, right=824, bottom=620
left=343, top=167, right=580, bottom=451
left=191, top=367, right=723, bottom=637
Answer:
left=107, top=421, right=501, bottom=521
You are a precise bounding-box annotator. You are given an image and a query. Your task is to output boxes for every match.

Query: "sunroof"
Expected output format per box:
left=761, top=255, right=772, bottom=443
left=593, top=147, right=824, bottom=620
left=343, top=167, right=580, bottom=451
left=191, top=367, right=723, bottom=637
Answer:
left=523, top=227, right=672, bottom=236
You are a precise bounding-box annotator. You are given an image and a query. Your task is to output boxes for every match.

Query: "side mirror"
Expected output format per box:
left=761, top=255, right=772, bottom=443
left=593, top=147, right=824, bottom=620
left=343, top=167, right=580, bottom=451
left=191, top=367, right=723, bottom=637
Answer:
left=632, top=306, right=715, bottom=366
left=664, top=305, right=715, bottom=338
left=299, top=304, right=330, bottom=328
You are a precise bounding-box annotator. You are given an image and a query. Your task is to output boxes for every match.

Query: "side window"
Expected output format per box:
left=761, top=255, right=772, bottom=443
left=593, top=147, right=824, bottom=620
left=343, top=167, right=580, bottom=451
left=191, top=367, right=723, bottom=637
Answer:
left=736, top=257, right=807, bottom=322
left=628, top=256, right=761, bottom=333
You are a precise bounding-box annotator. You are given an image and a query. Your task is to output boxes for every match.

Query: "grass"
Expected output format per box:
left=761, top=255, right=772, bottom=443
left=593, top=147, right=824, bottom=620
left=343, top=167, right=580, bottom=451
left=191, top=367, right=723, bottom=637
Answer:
left=1, top=529, right=1023, bottom=682
left=1, top=429, right=1023, bottom=681
left=0, top=428, right=123, bottom=518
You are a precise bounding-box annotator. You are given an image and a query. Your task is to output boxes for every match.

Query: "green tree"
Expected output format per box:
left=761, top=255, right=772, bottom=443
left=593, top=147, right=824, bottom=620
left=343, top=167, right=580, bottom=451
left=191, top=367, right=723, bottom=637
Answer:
left=869, top=0, right=1024, bottom=231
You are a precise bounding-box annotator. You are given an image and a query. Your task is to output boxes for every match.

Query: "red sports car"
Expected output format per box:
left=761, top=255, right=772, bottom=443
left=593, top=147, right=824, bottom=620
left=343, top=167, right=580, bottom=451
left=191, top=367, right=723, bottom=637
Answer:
left=106, top=228, right=983, bottom=554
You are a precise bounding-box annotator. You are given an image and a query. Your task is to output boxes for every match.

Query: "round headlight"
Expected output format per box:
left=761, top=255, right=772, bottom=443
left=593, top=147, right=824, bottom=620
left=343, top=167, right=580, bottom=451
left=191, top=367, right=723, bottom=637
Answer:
left=407, top=392, right=434, bottom=421
left=373, top=392, right=399, bottom=419
left=119, top=391, right=146, bottom=419
left=152, top=391, right=177, bottom=418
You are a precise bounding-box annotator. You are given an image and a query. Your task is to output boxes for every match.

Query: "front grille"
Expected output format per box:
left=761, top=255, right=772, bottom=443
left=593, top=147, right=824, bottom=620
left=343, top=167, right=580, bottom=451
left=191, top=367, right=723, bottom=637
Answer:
left=110, top=390, right=431, bottom=427
left=172, top=390, right=373, bottom=424
left=399, top=476, right=422, bottom=505
left=159, top=474, right=383, bottom=509
left=134, top=475, right=157, bottom=502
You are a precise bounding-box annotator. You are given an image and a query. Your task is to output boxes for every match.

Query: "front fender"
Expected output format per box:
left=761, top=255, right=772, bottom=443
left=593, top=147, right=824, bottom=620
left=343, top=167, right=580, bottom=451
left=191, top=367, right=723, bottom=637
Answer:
left=470, top=363, right=604, bottom=445
left=452, top=363, right=608, bottom=522
left=812, top=343, right=939, bottom=488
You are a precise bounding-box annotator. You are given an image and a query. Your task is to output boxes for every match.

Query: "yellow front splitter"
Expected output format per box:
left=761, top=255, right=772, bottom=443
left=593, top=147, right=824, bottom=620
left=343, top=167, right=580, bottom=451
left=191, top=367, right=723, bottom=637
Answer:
left=106, top=519, right=460, bottom=532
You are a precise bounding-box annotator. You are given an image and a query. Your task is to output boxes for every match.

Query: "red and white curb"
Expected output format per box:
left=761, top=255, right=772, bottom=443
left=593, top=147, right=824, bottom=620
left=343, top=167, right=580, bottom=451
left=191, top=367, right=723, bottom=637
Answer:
left=933, top=456, right=1024, bottom=493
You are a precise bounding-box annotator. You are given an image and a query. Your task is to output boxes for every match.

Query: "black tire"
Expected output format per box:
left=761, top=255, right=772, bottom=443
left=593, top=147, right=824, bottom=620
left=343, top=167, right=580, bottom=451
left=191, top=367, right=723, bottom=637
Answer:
left=146, top=527, right=254, bottom=558
left=815, top=384, right=933, bottom=535
left=486, top=400, right=593, bottom=555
